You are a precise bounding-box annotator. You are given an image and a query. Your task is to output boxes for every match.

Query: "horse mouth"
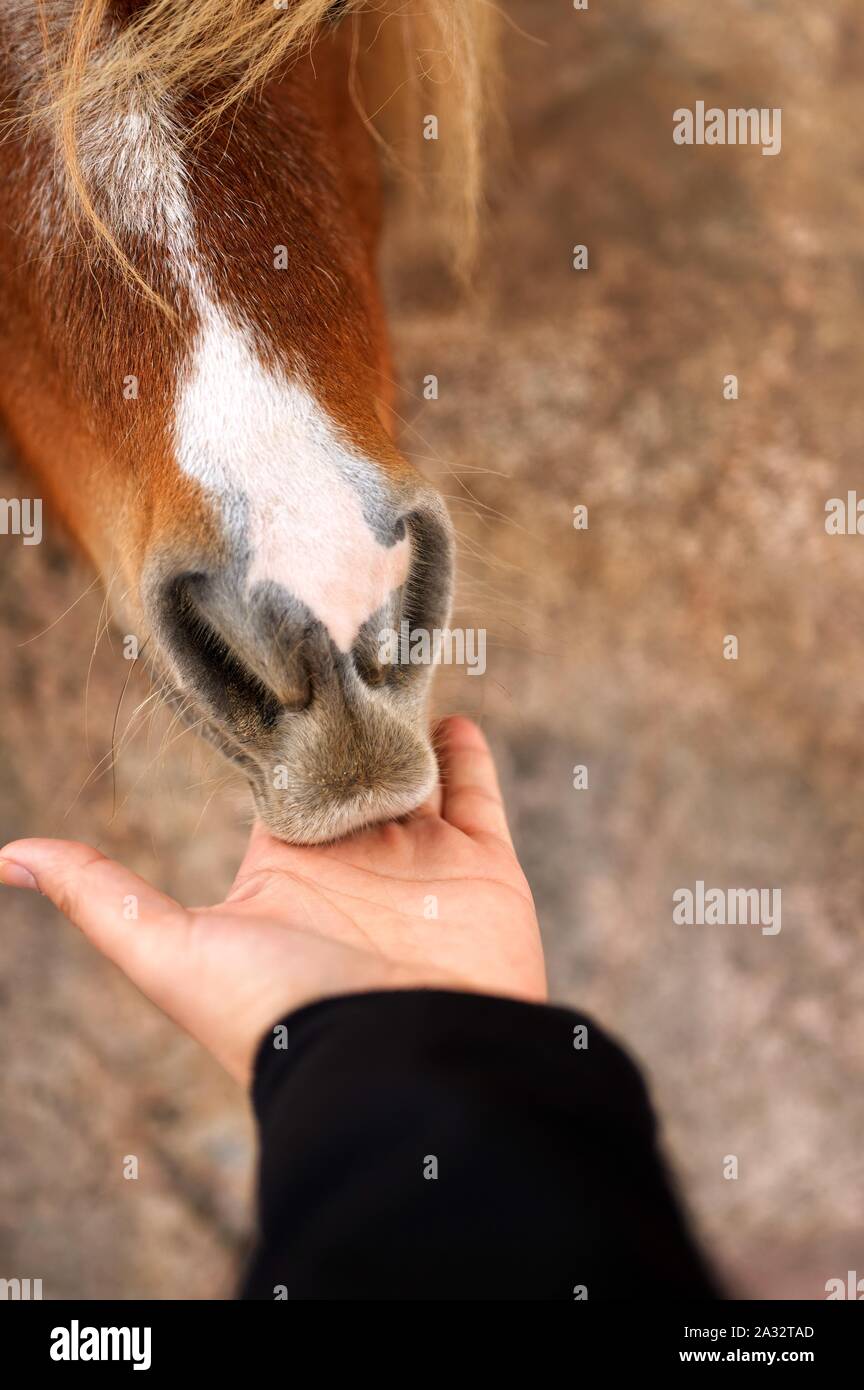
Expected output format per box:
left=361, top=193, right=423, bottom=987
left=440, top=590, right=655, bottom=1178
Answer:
left=153, top=635, right=438, bottom=844
left=139, top=503, right=453, bottom=843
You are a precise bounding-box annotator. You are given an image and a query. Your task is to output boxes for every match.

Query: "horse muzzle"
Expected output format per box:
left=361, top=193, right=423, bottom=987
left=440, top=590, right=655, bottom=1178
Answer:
left=140, top=502, right=454, bottom=842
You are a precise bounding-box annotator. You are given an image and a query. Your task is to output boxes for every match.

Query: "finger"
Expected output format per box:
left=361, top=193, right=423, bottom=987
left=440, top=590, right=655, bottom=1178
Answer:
left=435, top=716, right=514, bottom=845
left=412, top=783, right=443, bottom=820
left=244, top=818, right=281, bottom=861
left=232, top=819, right=294, bottom=880
left=222, top=820, right=313, bottom=903
left=410, top=756, right=444, bottom=821
left=0, top=839, right=187, bottom=976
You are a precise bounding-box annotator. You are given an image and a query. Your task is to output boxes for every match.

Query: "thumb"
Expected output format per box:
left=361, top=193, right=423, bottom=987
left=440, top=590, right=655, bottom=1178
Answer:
left=435, top=716, right=514, bottom=846
left=0, top=838, right=188, bottom=980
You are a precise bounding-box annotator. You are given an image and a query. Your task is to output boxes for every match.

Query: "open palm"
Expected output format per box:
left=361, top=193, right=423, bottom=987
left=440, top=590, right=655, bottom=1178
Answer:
left=0, top=718, right=546, bottom=1082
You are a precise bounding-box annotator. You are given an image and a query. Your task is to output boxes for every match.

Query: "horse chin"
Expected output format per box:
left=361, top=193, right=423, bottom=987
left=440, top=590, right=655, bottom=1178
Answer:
left=161, top=669, right=438, bottom=845
left=250, top=753, right=437, bottom=845
left=247, top=705, right=438, bottom=845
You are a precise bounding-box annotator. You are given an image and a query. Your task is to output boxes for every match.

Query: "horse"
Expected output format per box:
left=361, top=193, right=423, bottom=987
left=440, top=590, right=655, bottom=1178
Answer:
left=0, top=0, right=496, bottom=843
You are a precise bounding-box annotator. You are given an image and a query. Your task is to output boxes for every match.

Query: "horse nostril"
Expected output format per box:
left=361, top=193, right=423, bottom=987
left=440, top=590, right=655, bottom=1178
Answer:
left=352, top=638, right=392, bottom=689
left=159, top=573, right=308, bottom=736
left=350, top=505, right=454, bottom=691
left=152, top=497, right=453, bottom=740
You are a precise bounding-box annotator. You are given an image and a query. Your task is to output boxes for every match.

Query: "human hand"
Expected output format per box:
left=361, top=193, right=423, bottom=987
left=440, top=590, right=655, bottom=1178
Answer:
left=0, top=718, right=546, bottom=1083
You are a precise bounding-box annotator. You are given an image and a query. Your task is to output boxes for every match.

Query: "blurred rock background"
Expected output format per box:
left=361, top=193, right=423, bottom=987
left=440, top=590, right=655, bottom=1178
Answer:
left=1, top=0, right=862, bottom=1297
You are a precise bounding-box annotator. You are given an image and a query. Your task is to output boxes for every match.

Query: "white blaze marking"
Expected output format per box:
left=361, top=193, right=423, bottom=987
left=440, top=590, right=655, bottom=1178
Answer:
left=77, top=92, right=409, bottom=652
left=174, top=302, right=410, bottom=652
left=80, top=107, right=193, bottom=247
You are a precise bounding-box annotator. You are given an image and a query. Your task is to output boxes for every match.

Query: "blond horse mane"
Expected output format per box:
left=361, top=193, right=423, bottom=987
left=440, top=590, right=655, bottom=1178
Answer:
left=30, top=0, right=499, bottom=311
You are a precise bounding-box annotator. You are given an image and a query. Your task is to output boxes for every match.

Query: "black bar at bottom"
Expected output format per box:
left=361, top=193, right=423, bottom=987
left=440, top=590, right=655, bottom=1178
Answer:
left=0, top=1298, right=857, bottom=1373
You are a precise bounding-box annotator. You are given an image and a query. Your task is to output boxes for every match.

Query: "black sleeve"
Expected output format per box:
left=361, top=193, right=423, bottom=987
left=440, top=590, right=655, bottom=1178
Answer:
left=239, top=989, right=721, bottom=1301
